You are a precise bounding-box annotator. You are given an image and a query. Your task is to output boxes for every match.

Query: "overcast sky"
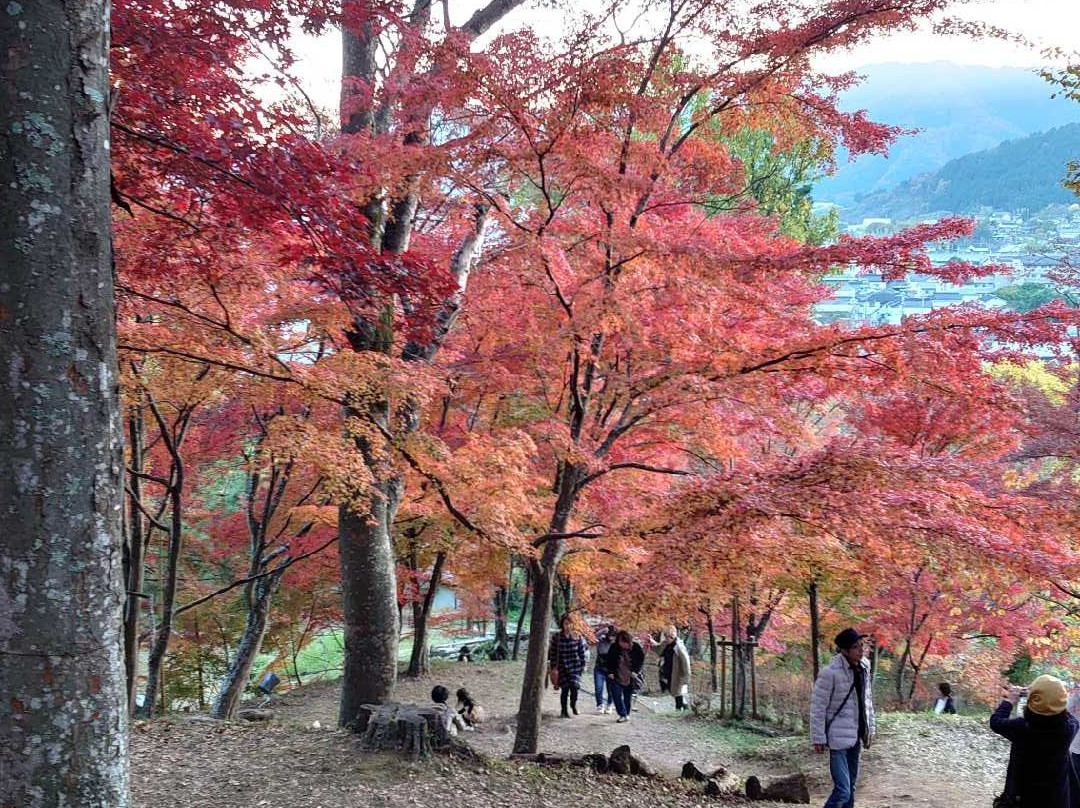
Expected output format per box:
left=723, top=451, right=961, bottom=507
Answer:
left=288, top=0, right=1080, bottom=110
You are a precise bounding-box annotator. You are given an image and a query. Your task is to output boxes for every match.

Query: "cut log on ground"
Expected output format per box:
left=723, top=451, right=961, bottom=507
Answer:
left=683, top=762, right=732, bottom=783
left=236, top=709, right=274, bottom=722
left=510, top=747, right=650, bottom=776
left=745, top=772, right=810, bottom=803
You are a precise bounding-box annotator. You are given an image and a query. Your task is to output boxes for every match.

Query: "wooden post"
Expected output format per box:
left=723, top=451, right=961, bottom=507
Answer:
left=870, top=636, right=880, bottom=698
left=750, top=640, right=758, bottom=719
left=809, top=579, right=820, bottom=681
left=707, top=613, right=718, bottom=692
left=731, top=598, right=740, bottom=718
left=719, top=635, right=727, bottom=716
left=729, top=642, right=738, bottom=719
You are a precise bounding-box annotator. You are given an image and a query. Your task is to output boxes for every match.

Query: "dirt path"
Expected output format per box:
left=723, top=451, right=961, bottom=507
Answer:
left=264, top=660, right=1010, bottom=807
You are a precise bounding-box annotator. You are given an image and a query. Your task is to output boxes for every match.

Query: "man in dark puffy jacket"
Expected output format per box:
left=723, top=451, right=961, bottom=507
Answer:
left=990, top=674, right=1078, bottom=808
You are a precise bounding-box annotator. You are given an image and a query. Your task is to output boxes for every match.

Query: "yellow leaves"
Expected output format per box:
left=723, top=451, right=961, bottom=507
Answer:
left=991, top=359, right=1072, bottom=404
left=288, top=503, right=338, bottom=529
left=264, top=414, right=377, bottom=507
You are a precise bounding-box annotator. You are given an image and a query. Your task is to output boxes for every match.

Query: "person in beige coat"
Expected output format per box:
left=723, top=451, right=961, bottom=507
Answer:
left=658, top=625, right=692, bottom=710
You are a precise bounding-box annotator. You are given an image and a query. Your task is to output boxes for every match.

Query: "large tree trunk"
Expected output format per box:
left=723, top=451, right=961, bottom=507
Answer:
left=513, top=553, right=560, bottom=753
left=338, top=470, right=403, bottom=726
left=514, top=465, right=579, bottom=753
left=0, top=1, right=128, bottom=803
left=212, top=571, right=283, bottom=719
left=336, top=3, right=498, bottom=729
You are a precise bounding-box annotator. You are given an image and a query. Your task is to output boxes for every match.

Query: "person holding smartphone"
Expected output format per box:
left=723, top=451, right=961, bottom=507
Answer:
left=989, top=675, right=1077, bottom=808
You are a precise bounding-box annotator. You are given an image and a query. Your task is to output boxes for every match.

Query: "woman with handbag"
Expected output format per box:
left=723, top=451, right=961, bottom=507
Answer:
left=990, top=675, right=1078, bottom=808
left=604, top=629, right=645, bottom=723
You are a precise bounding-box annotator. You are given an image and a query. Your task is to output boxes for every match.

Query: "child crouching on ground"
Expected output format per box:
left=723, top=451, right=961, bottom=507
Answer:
left=432, top=685, right=473, bottom=736
left=456, top=687, right=486, bottom=726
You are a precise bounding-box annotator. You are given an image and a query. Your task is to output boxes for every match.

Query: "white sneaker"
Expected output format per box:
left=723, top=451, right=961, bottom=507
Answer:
left=616, top=715, right=627, bottom=723
left=602, top=705, right=610, bottom=714
left=596, top=705, right=604, bottom=714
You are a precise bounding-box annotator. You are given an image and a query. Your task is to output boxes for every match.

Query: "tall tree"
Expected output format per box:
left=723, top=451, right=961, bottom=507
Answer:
left=335, top=0, right=524, bottom=723
left=0, top=1, right=128, bottom=805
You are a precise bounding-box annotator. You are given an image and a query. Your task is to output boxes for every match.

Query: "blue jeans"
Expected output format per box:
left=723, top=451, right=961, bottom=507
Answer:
left=610, top=680, right=633, bottom=717
left=593, top=669, right=611, bottom=707
left=824, top=744, right=860, bottom=808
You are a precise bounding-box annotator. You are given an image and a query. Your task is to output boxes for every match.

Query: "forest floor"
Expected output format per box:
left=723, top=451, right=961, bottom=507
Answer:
left=131, top=659, right=1009, bottom=808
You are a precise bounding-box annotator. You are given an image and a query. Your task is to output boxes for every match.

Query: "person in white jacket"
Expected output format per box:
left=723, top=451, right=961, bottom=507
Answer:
left=809, top=628, right=876, bottom=808
left=658, top=625, right=692, bottom=710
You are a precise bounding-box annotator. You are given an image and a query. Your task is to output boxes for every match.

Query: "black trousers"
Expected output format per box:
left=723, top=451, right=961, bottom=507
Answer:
left=560, top=682, right=579, bottom=714
left=674, top=694, right=686, bottom=710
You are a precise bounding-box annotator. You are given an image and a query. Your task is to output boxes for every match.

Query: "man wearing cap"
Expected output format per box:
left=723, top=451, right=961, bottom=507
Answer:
left=809, top=628, right=875, bottom=808
left=990, top=674, right=1077, bottom=808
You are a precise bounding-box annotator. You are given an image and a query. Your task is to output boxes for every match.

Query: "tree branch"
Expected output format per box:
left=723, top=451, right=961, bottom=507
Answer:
left=173, top=534, right=338, bottom=617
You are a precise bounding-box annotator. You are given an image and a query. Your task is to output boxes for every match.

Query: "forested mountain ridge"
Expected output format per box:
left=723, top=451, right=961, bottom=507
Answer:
left=816, top=62, right=1080, bottom=205
left=837, top=123, right=1080, bottom=220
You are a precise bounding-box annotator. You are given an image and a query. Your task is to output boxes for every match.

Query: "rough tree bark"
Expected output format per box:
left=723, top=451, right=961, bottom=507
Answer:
left=338, top=440, right=403, bottom=726
left=513, top=553, right=560, bottom=753
left=0, top=1, right=128, bottom=804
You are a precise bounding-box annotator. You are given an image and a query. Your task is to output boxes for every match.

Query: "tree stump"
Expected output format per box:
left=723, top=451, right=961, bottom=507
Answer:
left=745, top=772, right=810, bottom=803
left=354, top=703, right=454, bottom=759
left=681, top=761, right=708, bottom=781
left=608, top=745, right=655, bottom=777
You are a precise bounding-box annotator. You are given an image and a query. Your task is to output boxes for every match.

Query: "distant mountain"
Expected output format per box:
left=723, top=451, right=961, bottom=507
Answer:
left=838, top=123, right=1080, bottom=221
left=815, top=63, right=1080, bottom=206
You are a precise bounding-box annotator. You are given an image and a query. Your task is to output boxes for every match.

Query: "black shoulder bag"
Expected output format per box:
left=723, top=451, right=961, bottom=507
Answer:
left=825, top=678, right=857, bottom=737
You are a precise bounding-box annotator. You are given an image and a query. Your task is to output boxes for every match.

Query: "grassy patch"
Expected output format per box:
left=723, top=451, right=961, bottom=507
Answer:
left=875, top=710, right=987, bottom=739
left=285, top=629, right=345, bottom=683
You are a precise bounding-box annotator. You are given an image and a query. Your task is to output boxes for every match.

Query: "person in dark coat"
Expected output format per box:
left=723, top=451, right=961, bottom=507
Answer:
left=990, top=674, right=1078, bottom=808
left=593, top=625, right=616, bottom=713
left=550, top=614, right=587, bottom=718
left=603, top=629, right=645, bottom=723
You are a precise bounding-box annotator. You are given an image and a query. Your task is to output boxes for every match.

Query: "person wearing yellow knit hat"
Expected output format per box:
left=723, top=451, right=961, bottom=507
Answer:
left=989, top=674, right=1078, bottom=808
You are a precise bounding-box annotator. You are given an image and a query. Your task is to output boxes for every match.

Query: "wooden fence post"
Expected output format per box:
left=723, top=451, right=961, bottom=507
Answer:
left=719, top=635, right=727, bottom=716
left=750, top=640, right=758, bottom=719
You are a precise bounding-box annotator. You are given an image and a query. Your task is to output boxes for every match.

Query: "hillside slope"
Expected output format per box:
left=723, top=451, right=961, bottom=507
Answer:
left=838, top=123, right=1080, bottom=220
left=816, top=62, right=1080, bottom=205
